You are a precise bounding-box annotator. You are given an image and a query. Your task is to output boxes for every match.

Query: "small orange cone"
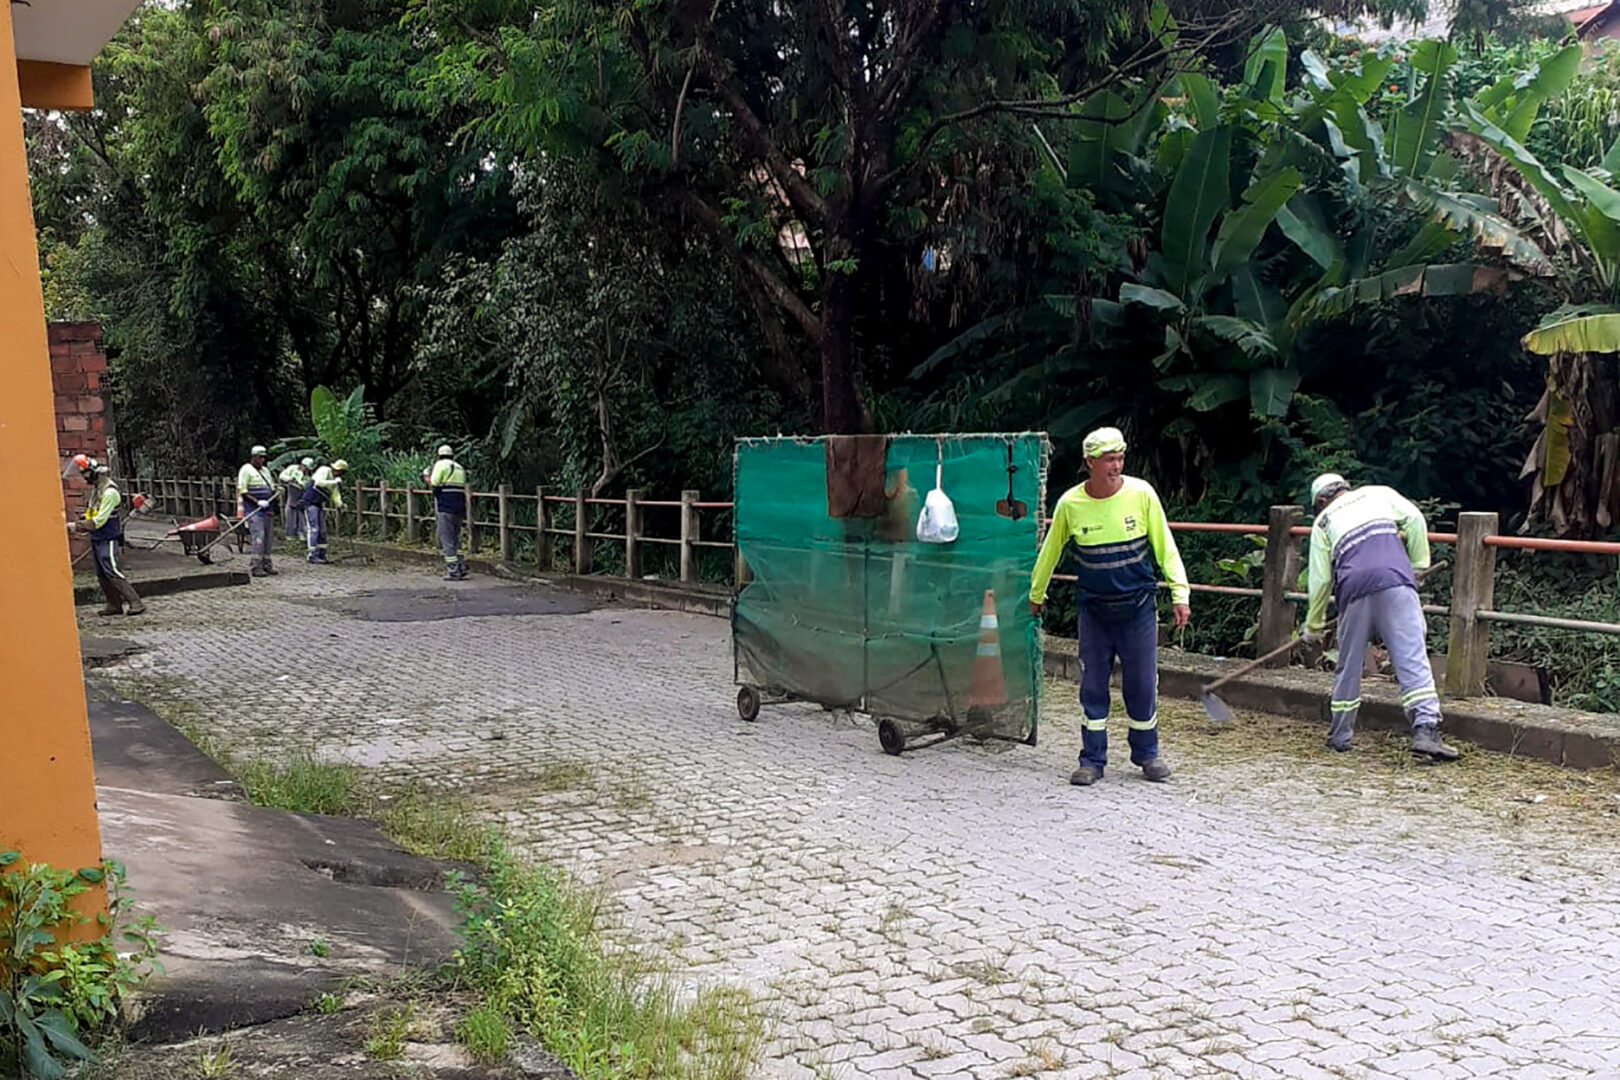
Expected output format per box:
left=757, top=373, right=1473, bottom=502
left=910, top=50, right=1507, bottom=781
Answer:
left=968, top=588, right=1008, bottom=708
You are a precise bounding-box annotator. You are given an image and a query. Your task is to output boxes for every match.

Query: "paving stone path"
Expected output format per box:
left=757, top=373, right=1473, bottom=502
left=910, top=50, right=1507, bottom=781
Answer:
left=87, top=564, right=1620, bottom=1079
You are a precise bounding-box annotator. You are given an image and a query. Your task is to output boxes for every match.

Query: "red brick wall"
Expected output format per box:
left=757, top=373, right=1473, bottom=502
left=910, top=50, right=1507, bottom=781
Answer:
left=51, top=322, right=111, bottom=563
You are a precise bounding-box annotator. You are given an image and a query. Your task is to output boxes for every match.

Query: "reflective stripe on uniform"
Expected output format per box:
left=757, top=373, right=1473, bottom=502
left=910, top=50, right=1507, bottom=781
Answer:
left=1082, top=716, right=1109, bottom=731
left=1127, top=714, right=1157, bottom=731
left=1330, top=698, right=1361, bottom=713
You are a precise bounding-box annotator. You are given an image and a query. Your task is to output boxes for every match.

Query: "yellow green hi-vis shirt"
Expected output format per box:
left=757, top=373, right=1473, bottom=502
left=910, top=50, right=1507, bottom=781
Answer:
left=1030, top=477, right=1189, bottom=606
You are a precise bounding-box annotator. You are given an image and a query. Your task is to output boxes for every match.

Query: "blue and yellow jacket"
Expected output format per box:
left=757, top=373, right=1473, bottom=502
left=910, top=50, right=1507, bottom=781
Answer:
left=1030, top=477, right=1189, bottom=607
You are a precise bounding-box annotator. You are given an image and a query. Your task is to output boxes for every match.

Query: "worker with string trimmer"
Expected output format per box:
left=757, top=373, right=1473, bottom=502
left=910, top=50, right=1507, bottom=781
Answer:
left=1304, top=473, right=1460, bottom=762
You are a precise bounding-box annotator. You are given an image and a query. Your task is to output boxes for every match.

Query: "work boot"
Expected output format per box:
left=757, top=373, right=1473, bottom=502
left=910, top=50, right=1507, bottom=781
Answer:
left=1140, top=758, right=1172, bottom=782
left=1327, top=710, right=1356, bottom=752
left=1069, top=764, right=1103, bottom=786
left=250, top=565, right=267, bottom=577
left=1411, top=724, right=1461, bottom=762
left=115, top=578, right=146, bottom=616
left=97, top=579, right=122, bottom=616
left=262, top=560, right=279, bottom=576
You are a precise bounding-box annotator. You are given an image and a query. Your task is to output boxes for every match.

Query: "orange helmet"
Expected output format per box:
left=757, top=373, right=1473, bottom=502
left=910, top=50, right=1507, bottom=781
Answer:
left=71, top=453, right=92, bottom=472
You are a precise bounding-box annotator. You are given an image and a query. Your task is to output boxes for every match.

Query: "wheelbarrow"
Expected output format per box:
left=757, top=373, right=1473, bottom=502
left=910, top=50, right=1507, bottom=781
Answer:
left=167, top=514, right=248, bottom=564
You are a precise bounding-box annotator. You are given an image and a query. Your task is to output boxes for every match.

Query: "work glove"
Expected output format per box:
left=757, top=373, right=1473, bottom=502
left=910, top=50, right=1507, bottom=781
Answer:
left=1300, top=627, right=1324, bottom=645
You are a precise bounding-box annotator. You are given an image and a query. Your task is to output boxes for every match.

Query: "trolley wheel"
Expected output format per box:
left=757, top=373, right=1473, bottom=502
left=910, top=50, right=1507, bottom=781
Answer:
left=736, top=685, right=761, bottom=722
left=196, top=551, right=212, bottom=566
left=878, top=718, right=906, bottom=756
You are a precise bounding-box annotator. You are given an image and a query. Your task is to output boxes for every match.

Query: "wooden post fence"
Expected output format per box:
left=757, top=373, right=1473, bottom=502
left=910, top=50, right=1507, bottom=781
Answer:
left=1256, top=505, right=1303, bottom=663
left=1445, top=511, right=1498, bottom=699
left=624, top=488, right=643, bottom=579
left=536, top=486, right=550, bottom=569
left=574, top=489, right=592, bottom=575
left=498, top=483, right=513, bottom=562
left=680, top=489, right=699, bottom=584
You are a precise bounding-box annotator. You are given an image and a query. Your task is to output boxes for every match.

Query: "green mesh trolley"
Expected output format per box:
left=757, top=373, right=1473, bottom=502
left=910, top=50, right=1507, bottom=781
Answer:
left=730, top=433, right=1049, bottom=755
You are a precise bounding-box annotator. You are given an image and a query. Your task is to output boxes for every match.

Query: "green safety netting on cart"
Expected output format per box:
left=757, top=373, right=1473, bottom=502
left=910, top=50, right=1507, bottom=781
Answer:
left=732, top=433, right=1049, bottom=748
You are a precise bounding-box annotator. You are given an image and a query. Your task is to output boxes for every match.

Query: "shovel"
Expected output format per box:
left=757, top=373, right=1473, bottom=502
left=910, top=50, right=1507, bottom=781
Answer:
left=1198, top=559, right=1448, bottom=723
left=1199, top=636, right=1311, bottom=724
left=995, top=442, right=1026, bottom=521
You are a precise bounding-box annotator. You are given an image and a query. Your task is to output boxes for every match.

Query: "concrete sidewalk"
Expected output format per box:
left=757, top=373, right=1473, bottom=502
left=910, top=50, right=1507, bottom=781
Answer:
left=80, top=650, right=540, bottom=1076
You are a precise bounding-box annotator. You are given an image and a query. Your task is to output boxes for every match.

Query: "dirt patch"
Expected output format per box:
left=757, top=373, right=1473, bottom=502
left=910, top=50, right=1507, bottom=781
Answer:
left=297, top=583, right=597, bottom=622
left=80, top=635, right=145, bottom=668
left=602, top=841, right=733, bottom=892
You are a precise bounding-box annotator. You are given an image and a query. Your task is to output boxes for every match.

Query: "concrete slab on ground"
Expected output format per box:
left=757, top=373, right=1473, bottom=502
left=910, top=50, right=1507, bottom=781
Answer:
left=88, top=699, right=464, bottom=1044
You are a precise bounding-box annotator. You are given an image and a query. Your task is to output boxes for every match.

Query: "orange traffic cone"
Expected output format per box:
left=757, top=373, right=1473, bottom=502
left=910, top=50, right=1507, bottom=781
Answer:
left=968, top=588, right=1008, bottom=708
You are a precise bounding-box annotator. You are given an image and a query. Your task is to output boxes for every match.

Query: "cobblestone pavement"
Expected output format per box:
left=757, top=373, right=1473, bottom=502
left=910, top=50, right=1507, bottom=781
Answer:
left=87, top=563, right=1620, bottom=1079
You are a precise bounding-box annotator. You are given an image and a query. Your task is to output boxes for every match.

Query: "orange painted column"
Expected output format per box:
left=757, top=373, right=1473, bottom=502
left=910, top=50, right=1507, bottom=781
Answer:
left=0, top=1, right=107, bottom=882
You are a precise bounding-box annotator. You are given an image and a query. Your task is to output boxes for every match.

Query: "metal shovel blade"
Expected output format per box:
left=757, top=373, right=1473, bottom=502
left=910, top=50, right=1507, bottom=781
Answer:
left=995, top=497, right=1027, bottom=520
left=1199, top=687, right=1236, bottom=724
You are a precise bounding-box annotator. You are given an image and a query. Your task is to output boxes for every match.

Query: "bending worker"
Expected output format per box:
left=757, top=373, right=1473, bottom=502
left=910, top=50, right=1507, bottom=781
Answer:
left=68, top=455, right=145, bottom=616
left=278, top=456, right=313, bottom=541
left=305, top=458, right=347, bottom=565
left=1030, top=427, right=1189, bottom=786
left=422, top=444, right=468, bottom=580
left=237, top=444, right=278, bottom=577
left=1304, top=473, right=1460, bottom=762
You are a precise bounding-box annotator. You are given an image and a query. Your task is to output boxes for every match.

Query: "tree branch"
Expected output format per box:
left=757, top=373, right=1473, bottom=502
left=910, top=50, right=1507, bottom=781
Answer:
left=689, top=39, right=833, bottom=228
left=872, top=0, right=948, bottom=119
left=881, top=7, right=1251, bottom=190
left=681, top=191, right=827, bottom=344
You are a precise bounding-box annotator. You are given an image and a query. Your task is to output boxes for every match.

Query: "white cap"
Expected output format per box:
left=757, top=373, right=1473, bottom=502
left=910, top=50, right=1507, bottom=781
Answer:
left=1311, top=473, right=1349, bottom=503
left=437, top=444, right=453, bottom=457
left=301, top=457, right=315, bottom=468
left=250, top=444, right=267, bottom=456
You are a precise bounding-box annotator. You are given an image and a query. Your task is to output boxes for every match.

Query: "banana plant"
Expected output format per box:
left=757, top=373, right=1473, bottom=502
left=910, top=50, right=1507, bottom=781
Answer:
left=1453, top=101, right=1620, bottom=533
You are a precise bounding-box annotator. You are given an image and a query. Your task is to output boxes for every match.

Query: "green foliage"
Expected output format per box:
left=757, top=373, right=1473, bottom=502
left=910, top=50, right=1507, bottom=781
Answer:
left=448, top=845, right=767, bottom=1079
left=1, top=855, right=161, bottom=1079
left=455, top=1003, right=511, bottom=1063
left=232, top=752, right=359, bottom=817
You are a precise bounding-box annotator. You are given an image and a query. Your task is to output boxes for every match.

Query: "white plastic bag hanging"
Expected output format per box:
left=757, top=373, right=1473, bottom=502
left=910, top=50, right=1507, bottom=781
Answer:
left=915, top=441, right=959, bottom=544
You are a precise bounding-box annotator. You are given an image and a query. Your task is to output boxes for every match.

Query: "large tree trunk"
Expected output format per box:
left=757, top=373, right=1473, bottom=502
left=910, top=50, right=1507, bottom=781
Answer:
left=819, top=272, right=866, bottom=434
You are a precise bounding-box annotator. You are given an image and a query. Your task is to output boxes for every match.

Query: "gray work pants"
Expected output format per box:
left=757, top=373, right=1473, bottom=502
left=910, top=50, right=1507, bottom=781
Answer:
left=437, top=511, right=464, bottom=568
left=1329, top=585, right=1441, bottom=745
left=285, top=494, right=305, bottom=539
left=247, top=505, right=273, bottom=572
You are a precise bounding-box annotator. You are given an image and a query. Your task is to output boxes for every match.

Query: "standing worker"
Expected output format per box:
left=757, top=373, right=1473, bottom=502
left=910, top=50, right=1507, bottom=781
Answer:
left=237, top=445, right=278, bottom=577
left=1029, top=427, right=1189, bottom=787
left=304, top=458, right=347, bottom=565
left=1304, top=474, right=1460, bottom=761
left=278, top=456, right=313, bottom=541
left=67, top=455, right=145, bottom=616
left=422, top=445, right=468, bottom=580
